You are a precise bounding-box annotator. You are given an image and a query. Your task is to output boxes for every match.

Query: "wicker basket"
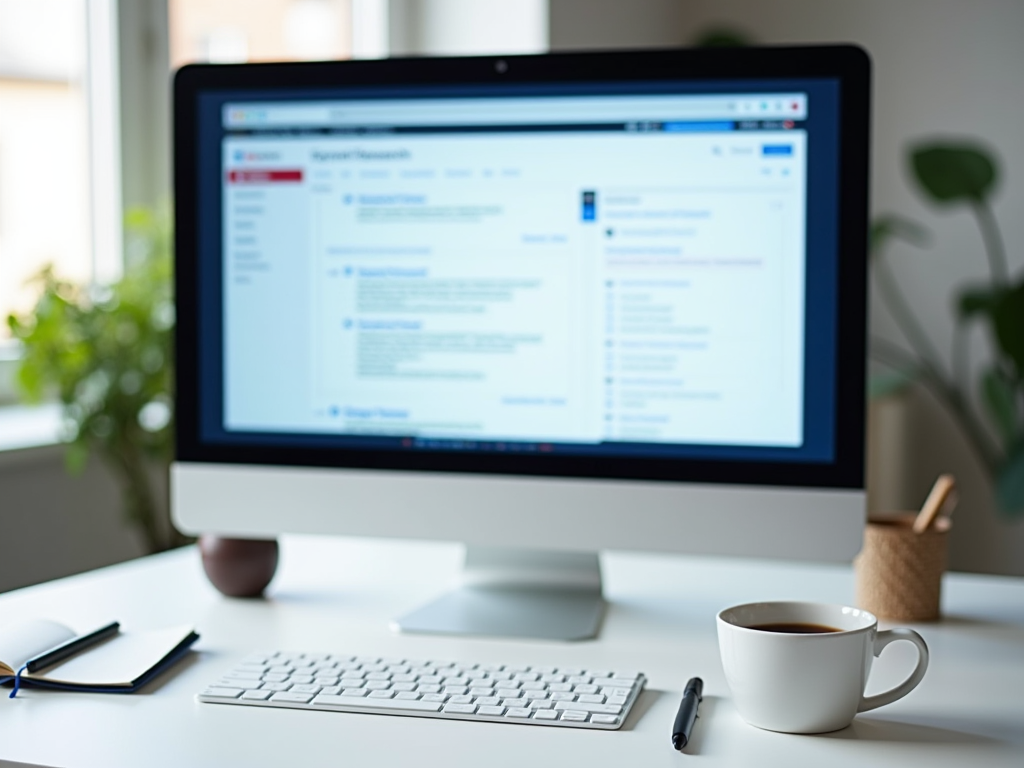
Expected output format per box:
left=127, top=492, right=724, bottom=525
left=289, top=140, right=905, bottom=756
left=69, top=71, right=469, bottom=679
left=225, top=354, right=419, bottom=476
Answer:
left=854, top=514, right=951, bottom=622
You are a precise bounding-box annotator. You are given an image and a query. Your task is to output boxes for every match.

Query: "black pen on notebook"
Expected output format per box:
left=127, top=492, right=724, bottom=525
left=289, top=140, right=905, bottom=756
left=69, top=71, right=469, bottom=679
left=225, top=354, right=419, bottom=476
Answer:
left=25, top=621, right=120, bottom=673
left=671, top=677, right=703, bottom=751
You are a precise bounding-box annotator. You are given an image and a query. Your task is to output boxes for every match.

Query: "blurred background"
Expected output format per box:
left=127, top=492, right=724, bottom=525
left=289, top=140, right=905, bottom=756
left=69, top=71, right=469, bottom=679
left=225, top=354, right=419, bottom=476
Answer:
left=1, top=0, right=1021, bottom=591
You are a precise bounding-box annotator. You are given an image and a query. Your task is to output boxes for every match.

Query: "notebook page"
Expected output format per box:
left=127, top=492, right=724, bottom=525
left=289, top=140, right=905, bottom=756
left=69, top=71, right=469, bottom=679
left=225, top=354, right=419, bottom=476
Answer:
left=0, top=619, right=77, bottom=674
left=34, top=625, right=194, bottom=686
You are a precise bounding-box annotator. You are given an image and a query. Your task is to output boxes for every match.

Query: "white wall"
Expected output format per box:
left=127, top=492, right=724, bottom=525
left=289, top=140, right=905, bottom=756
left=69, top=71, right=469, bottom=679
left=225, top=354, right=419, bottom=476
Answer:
left=551, top=0, right=1024, bottom=575
left=390, top=0, right=547, bottom=55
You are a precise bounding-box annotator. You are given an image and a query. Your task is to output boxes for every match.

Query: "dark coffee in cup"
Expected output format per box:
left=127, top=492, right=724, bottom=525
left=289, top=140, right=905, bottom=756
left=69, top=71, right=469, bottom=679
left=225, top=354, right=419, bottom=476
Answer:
left=748, top=622, right=841, bottom=634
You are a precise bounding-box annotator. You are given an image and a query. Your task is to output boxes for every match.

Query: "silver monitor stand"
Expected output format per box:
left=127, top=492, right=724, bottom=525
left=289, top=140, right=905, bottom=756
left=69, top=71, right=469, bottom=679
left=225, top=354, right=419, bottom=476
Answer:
left=391, top=547, right=605, bottom=641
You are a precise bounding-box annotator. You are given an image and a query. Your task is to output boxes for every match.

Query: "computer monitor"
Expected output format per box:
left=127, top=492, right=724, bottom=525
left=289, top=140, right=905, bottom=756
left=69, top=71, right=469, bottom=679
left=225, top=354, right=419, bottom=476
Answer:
left=172, top=45, right=870, bottom=641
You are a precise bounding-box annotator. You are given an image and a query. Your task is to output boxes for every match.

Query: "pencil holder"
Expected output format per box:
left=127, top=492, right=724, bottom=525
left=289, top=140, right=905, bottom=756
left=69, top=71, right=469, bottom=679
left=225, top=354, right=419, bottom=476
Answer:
left=854, top=514, right=950, bottom=622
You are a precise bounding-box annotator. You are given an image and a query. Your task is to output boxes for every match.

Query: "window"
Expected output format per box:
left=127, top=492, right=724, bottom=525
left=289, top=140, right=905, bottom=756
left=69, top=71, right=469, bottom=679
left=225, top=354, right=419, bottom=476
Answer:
left=169, top=0, right=353, bottom=67
left=0, top=0, right=91, bottom=339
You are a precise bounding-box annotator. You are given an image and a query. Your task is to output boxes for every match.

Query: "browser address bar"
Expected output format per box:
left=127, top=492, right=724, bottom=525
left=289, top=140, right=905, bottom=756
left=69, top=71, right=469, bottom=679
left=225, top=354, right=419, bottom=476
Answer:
left=225, top=94, right=808, bottom=127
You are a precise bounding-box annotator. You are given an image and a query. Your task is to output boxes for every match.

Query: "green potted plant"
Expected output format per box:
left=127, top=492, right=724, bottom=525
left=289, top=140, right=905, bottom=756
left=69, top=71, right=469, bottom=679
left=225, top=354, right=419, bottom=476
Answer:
left=872, top=141, right=1024, bottom=517
left=6, top=208, right=187, bottom=553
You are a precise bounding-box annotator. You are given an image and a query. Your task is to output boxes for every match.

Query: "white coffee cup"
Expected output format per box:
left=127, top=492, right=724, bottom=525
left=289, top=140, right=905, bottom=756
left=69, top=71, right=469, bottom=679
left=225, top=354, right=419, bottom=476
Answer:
left=717, top=601, right=929, bottom=734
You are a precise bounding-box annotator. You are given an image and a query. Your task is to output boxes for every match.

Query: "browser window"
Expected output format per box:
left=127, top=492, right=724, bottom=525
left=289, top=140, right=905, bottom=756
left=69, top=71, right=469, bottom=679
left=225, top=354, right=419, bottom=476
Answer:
left=221, top=94, right=807, bottom=449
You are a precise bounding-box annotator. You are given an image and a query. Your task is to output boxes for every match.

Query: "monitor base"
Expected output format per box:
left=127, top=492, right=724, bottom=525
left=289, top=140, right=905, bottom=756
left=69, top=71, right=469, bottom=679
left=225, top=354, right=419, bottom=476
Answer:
left=391, top=547, right=605, bottom=641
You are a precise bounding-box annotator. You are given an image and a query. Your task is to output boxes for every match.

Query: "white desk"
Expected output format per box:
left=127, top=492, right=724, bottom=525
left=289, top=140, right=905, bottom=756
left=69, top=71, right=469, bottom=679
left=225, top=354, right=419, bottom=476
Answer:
left=1, top=535, right=1023, bottom=768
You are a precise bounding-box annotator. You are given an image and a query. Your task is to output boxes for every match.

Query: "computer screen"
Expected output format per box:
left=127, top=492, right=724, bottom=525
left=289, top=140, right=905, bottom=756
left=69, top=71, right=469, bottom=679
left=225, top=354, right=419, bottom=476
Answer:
left=173, top=46, right=870, bottom=640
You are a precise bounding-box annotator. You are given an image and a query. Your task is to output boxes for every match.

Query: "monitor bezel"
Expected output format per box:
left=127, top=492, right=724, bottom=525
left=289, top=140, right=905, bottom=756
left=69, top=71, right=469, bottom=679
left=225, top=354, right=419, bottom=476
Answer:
left=173, top=45, right=870, bottom=492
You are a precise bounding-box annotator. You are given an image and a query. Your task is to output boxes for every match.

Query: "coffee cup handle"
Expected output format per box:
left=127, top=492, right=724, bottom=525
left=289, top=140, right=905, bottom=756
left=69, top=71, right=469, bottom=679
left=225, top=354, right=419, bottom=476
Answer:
left=857, top=628, right=930, bottom=713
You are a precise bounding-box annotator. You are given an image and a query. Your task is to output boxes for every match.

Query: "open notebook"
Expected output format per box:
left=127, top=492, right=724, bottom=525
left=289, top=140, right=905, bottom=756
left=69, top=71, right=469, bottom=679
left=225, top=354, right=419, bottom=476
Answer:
left=0, top=619, right=198, bottom=692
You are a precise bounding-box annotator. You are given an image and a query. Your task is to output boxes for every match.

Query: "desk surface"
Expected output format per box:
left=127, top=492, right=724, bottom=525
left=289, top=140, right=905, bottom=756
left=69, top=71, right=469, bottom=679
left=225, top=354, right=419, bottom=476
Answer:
left=1, top=535, right=1023, bottom=768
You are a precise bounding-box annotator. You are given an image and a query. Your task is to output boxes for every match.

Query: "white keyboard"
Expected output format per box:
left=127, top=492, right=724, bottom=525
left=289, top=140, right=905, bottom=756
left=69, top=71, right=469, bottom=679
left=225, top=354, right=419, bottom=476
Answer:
left=199, top=651, right=646, bottom=730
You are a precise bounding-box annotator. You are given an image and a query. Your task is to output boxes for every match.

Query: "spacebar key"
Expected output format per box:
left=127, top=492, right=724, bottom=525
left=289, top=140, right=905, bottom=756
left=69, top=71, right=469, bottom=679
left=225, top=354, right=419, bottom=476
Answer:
left=313, top=694, right=442, bottom=712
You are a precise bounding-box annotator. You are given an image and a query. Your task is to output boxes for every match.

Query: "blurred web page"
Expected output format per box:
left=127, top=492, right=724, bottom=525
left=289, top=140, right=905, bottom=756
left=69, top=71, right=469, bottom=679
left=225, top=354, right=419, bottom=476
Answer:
left=221, top=94, right=807, bottom=448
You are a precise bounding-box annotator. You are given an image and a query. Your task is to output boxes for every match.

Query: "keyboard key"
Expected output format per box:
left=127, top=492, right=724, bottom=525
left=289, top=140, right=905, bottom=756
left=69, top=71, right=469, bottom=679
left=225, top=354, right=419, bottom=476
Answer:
left=477, top=705, right=505, bottom=716
left=314, top=694, right=442, bottom=713
left=556, top=702, right=622, bottom=715
left=533, top=709, right=559, bottom=721
left=560, top=710, right=588, bottom=722
left=202, top=687, right=243, bottom=699
left=609, top=676, right=640, bottom=686
left=368, top=690, right=395, bottom=699
left=505, top=708, right=531, bottom=718
left=241, top=690, right=273, bottom=701
left=394, top=692, right=420, bottom=701
left=601, top=687, right=632, bottom=698
left=443, top=704, right=477, bottom=715
left=270, top=692, right=315, bottom=704
left=591, top=714, right=620, bottom=725
left=225, top=671, right=263, bottom=681
left=340, top=688, right=368, bottom=697
left=474, top=697, right=501, bottom=706
left=577, top=694, right=604, bottom=703
left=574, top=684, right=600, bottom=695
left=260, top=682, right=292, bottom=692
left=420, top=693, right=447, bottom=703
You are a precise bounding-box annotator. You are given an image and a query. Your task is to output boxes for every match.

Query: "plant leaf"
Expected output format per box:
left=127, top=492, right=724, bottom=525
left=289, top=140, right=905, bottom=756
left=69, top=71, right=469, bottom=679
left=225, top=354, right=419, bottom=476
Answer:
left=958, top=285, right=1003, bottom=320
left=910, top=143, right=998, bottom=204
left=980, top=368, right=1018, bottom=448
left=869, top=369, right=916, bottom=399
left=869, top=214, right=929, bottom=255
left=992, top=280, right=1024, bottom=378
left=996, top=444, right=1024, bottom=517
left=64, top=441, right=89, bottom=475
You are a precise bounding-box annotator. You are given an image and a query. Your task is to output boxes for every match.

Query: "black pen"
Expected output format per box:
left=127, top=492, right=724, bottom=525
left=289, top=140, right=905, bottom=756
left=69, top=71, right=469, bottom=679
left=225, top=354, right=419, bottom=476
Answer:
left=25, top=621, right=120, bottom=673
left=671, top=677, right=703, bottom=751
